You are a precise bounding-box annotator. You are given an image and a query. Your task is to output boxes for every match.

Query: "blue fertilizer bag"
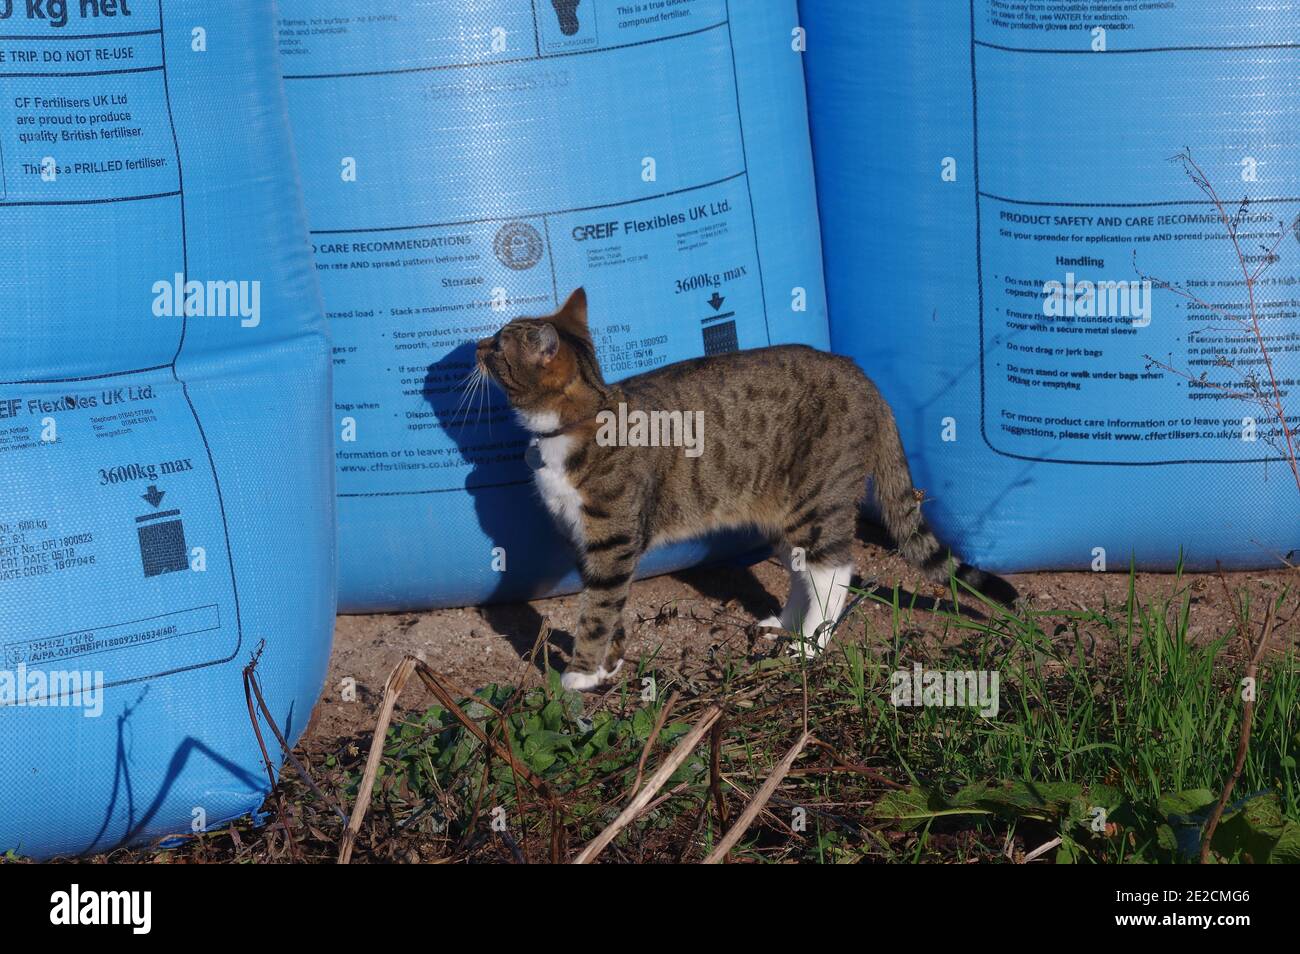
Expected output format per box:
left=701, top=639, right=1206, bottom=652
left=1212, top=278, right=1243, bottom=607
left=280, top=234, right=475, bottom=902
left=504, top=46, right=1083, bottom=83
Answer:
left=0, top=2, right=334, bottom=858
left=801, top=0, right=1299, bottom=571
left=279, top=0, right=829, bottom=611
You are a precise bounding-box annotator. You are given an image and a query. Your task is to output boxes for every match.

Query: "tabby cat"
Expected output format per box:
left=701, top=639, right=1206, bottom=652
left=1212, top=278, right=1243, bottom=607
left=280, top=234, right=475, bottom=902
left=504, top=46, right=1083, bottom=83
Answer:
left=477, top=289, right=1016, bottom=691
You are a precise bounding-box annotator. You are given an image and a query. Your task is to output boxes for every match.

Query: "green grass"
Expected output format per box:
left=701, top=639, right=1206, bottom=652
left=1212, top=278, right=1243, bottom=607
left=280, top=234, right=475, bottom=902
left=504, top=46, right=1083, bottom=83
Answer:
left=54, top=568, right=1297, bottom=864
left=320, top=569, right=1297, bottom=863
left=835, top=572, right=1299, bottom=862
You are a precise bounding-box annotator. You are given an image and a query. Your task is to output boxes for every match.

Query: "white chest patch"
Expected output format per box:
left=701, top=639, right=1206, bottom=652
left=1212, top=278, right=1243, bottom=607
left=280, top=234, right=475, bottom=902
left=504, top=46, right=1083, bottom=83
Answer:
left=515, top=408, right=560, bottom=434
left=530, top=434, right=585, bottom=550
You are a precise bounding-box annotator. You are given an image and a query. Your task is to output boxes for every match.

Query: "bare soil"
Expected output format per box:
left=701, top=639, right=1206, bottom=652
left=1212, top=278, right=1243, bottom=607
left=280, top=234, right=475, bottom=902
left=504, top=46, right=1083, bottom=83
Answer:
left=305, top=523, right=1294, bottom=749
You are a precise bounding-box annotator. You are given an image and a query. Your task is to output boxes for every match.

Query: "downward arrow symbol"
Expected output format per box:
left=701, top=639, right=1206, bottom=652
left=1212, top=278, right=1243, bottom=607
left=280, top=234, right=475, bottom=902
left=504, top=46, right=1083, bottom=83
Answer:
left=142, top=485, right=166, bottom=508
left=708, top=292, right=725, bottom=311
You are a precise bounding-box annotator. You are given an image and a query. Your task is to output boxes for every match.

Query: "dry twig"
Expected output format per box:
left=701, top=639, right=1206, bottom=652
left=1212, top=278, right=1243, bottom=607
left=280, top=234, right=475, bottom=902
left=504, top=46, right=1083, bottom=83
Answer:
left=572, top=705, right=723, bottom=864
left=1200, top=602, right=1276, bottom=862
left=626, top=690, right=678, bottom=803
left=339, top=654, right=558, bottom=864
left=701, top=730, right=812, bottom=864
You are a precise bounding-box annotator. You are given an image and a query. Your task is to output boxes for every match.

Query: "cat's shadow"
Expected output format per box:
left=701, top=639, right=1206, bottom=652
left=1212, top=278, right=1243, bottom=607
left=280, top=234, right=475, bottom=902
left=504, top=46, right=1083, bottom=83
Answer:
left=424, top=344, right=577, bottom=667
left=852, top=518, right=1001, bottom=619
left=674, top=518, right=1003, bottom=630
left=670, top=560, right=780, bottom=622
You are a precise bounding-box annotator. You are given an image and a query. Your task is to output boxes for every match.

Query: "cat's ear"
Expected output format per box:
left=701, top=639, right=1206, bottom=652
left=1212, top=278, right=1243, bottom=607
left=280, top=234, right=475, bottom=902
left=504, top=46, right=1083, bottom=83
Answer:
left=534, top=322, right=560, bottom=365
left=551, top=287, right=590, bottom=341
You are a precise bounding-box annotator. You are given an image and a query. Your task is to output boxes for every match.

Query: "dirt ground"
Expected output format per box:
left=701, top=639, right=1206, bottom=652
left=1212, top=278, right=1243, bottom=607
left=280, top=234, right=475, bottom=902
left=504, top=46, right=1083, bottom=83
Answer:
left=304, top=524, right=1295, bottom=748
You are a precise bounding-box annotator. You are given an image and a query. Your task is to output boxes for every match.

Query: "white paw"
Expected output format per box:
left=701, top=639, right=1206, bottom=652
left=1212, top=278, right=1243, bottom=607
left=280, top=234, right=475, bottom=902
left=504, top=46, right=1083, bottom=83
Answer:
left=756, top=615, right=785, bottom=629
left=787, top=629, right=822, bottom=659
left=787, top=622, right=834, bottom=659
left=561, top=658, right=624, bottom=692
left=561, top=669, right=602, bottom=692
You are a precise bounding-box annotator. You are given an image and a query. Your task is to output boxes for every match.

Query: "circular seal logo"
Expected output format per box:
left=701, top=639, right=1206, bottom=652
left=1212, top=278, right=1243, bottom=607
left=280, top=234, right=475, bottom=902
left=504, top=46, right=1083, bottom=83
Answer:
left=493, top=221, right=545, bottom=271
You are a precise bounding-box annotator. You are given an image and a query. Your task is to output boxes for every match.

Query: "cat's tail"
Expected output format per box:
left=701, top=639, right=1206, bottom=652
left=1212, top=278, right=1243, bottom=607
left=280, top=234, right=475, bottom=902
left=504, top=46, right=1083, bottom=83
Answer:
left=868, top=410, right=1019, bottom=607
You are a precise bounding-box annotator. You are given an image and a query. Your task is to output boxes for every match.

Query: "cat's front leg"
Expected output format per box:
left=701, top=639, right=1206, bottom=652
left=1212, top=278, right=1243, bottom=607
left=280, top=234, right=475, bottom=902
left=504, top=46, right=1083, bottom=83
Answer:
left=561, top=519, right=641, bottom=692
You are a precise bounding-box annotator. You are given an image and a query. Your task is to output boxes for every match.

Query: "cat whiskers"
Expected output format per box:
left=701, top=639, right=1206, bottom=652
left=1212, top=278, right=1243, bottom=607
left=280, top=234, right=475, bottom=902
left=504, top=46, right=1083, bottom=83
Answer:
left=474, top=361, right=493, bottom=434
left=452, top=363, right=486, bottom=429
left=461, top=361, right=496, bottom=433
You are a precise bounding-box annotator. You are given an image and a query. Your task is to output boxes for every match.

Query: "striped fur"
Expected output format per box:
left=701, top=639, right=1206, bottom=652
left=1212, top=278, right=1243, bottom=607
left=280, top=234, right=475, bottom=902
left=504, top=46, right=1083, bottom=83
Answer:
left=478, top=289, right=1017, bottom=689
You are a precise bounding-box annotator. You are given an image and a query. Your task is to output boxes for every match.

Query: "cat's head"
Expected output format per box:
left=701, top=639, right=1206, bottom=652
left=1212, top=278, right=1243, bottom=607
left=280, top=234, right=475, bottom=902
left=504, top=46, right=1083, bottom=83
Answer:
left=477, top=288, right=609, bottom=429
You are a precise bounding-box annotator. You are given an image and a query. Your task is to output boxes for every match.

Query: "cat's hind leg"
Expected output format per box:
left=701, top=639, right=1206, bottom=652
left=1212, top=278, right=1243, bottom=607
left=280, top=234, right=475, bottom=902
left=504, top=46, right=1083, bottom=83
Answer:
left=757, top=546, right=810, bottom=632
left=794, top=562, right=853, bottom=658
left=780, top=510, right=856, bottom=657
